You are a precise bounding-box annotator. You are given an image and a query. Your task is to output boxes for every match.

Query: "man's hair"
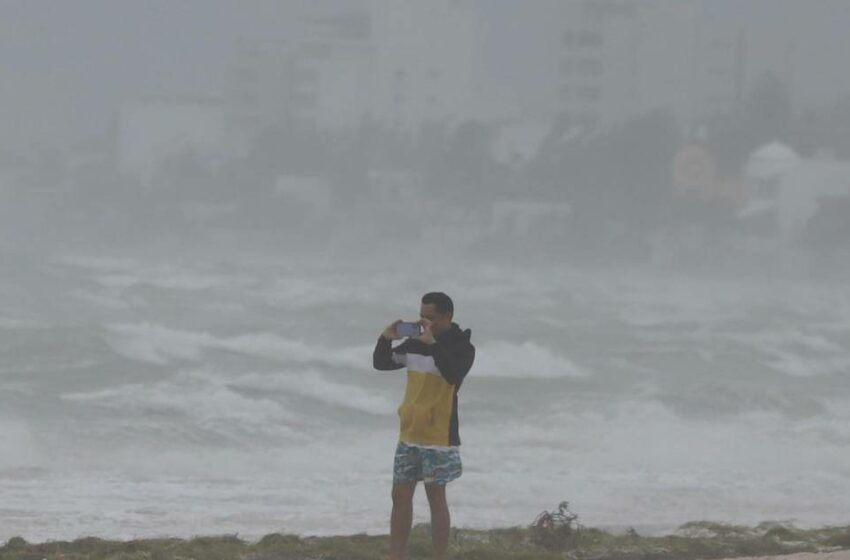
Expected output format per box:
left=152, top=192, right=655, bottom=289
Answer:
left=422, top=292, right=454, bottom=315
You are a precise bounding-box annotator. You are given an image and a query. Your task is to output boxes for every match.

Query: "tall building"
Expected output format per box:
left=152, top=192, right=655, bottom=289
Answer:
left=223, top=13, right=374, bottom=151
left=368, top=0, right=481, bottom=130
left=555, top=0, right=742, bottom=130
left=223, top=0, right=482, bottom=149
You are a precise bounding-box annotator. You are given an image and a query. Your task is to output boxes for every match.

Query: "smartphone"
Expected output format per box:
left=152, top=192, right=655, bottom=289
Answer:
left=395, top=321, right=422, bottom=338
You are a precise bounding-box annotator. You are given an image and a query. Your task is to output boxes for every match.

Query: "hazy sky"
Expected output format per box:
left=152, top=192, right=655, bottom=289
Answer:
left=1, top=0, right=849, bottom=152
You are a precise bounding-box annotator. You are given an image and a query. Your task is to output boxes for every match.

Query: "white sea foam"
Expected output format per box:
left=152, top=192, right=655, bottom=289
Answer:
left=472, top=340, right=586, bottom=378
left=221, top=333, right=371, bottom=370
left=746, top=327, right=850, bottom=377
left=230, top=370, right=396, bottom=415
left=528, top=397, right=848, bottom=474
left=763, top=349, right=850, bottom=377
left=104, top=322, right=373, bottom=370
left=62, top=369, right=305, bottom=438
left=104, top=323, right=213, bottom=365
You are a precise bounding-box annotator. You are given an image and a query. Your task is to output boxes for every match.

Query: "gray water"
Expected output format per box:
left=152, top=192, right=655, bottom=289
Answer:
left=1, top=248, right=849, bottom=542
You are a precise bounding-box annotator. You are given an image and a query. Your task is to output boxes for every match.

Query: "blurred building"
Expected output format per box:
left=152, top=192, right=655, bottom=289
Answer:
left=741, top=142, right=850, bottom=244
left=368, top=0, right=481, bottom=130
left=223, top=0, right=482, bottom=150
left=554, top=0, right=744, bottom=130
left=117, top=95, right=225, bottom=187
left=224, top=13, right=374, bottom=146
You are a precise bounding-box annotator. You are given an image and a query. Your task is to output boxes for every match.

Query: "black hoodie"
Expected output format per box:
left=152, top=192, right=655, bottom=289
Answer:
left=373, top=323, right=475, bottom=446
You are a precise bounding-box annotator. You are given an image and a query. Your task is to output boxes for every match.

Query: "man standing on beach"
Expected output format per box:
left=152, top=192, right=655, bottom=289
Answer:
left=373, top=292, right=475, bottom=560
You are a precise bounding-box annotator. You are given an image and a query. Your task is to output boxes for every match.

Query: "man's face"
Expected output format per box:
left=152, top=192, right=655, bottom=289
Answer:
left=420, top=303, right=452, bottom=335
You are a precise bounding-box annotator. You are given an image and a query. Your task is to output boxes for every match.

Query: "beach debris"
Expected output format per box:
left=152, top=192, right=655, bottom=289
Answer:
left=531, top=500, right=584, bottom=551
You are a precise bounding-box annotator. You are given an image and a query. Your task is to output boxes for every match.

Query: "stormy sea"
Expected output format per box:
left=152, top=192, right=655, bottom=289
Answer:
left=1, top=247, right=848, bottom=542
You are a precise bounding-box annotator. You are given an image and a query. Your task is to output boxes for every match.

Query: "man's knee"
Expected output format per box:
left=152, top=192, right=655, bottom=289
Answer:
left=392, top=482, right=416, bottom=505
left=424, top=483, right=447, bottom=505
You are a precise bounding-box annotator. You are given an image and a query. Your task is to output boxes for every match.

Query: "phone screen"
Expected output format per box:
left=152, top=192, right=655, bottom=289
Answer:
left=396, top=322, right=421, bottom=337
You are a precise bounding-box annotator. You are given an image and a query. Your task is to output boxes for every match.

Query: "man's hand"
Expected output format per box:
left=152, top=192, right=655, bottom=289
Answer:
left=416, top=318, right=436, bottom=345
left=381, top=319, right=403, bottom=340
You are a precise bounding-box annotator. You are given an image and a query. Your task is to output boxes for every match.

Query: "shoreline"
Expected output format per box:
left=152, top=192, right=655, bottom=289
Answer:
left=2, top=520, right=848, bottom=560
left=3, top=521, right=847, bottom=547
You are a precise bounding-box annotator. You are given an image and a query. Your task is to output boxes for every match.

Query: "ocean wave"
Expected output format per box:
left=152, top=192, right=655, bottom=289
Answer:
left=104, top=323, right=372, bottom=370
left=748, top=327, right=850, bottom=377
left=61, top=369, right=306, bottom=438
left=472, top=340, right=586, bottom=378
left=52, top=255, right=257, bottom=292
left=523, top=397, right=847, bottom=473
left=230, top=370, right=396, bottom=415
left=222, top=333, right=370, bottom=370
left=104, top=323, right=213, bottom=365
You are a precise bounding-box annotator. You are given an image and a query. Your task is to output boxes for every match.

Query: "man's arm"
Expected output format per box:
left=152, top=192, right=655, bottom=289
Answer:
left=373, top=336, right=407, bottom=370
left=431, top=341, right=475, bottom=385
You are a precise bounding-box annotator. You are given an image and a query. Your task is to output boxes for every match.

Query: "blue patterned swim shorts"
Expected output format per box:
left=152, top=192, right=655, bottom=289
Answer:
left=393, top=441, right=462, bottom=485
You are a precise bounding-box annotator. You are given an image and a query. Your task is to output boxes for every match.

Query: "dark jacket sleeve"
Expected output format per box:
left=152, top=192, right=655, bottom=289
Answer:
left=373, top=336, right=406, bottom=371
left=431, top=340, right=475, bottom=386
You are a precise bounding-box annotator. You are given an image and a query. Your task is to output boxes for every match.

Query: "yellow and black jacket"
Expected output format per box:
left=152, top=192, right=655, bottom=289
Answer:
left=373, top=323, right=475, bottom=447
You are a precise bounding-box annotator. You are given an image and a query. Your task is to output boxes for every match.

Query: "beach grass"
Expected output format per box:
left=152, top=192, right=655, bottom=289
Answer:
left=2, top=505, right=849, bottom=560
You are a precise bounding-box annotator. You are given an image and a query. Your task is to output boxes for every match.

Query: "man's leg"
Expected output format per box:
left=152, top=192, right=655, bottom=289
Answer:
left=390, top=482, right=417, bottom=560
left=424, top=483, right=450, bottom=560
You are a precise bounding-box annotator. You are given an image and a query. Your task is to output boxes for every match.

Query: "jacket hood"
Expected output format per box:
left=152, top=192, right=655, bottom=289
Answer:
left=438, top=322, right=472, bottom=343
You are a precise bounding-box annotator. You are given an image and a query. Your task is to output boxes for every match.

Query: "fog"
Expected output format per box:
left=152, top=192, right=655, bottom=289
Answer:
left=1, top=0, right=849, bottom=543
